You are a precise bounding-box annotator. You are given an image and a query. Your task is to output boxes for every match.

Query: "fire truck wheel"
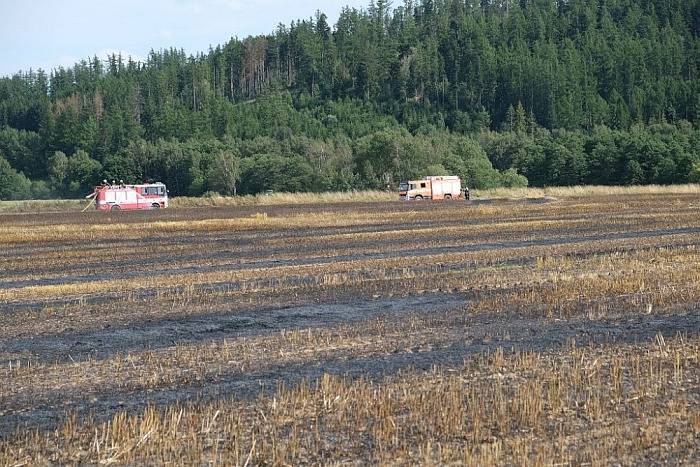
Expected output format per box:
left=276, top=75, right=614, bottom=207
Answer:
left=151, top=203, right=161, bottom=209
left=415, top=195, right=423, bottom=200
left=110, top=205, right=121, bottom=211
left=444, top=194, right=452, bottom=200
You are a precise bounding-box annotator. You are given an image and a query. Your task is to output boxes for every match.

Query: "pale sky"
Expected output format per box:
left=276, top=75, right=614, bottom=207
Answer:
left=0, top=0, right=369, bottom=77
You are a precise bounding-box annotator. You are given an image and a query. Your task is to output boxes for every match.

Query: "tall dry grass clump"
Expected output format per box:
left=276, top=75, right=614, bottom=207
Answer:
left=476, top=183, right=700, bottom=199
left=0, top=191, right=395, bottom=214
left=170, top=190, right=395, bottom=208
left=0, top=199, right=83, bottom=214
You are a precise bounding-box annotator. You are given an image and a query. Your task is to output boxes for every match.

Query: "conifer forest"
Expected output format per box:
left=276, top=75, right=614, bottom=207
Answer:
left=1, top=0, right=700, bottom=199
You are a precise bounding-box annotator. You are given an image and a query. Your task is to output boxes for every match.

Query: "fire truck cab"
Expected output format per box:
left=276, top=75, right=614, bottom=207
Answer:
left=90, top=183, right=168, bottom=211
left=399, top=176, right=463, bottom=201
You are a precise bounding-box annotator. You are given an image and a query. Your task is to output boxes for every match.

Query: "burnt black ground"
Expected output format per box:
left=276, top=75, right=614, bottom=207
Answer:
left=1, top=195, right=699, bottom=436
left=2, top=298, right=696, bottom=435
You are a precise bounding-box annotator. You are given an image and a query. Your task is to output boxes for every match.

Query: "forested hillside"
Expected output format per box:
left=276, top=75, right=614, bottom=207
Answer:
left=1, top=0, right=700, bottom=199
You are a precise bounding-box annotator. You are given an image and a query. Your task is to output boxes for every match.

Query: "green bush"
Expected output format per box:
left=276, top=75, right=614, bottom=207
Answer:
left=422, top=164, right=449, bottom=177
left=689, top=162, right=700, bottom=183
left=47, top=151, right=69, bottom=191
left=206, top=151, right=240, bottom=195
left=30, top=179, right=53, bottom=199
left=66, top=150, right=102, bottom=195
left=0, top=156, right=31, bottom=200
left=499, top=168, right=529, bottom=188
left=239, top=154, right=314, bottom=194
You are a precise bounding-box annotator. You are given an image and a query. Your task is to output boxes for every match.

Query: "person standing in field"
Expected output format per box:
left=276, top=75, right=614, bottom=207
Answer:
left=464, top=186, right=470, bottom=200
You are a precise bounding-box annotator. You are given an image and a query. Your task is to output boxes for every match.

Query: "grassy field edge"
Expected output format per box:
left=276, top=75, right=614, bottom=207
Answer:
left=1, top=184, right=699, bottom=214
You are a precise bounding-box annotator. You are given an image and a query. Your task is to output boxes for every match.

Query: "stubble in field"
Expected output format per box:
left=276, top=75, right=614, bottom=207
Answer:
left=0, top=193, right=698, bottom=464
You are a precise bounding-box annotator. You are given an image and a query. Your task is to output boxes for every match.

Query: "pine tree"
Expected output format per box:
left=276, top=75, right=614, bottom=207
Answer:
left=514, top=101, right=527, bottom=133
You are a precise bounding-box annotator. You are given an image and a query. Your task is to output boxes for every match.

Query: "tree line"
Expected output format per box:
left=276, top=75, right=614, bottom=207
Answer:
left=1, top=0, right=700, bottom=200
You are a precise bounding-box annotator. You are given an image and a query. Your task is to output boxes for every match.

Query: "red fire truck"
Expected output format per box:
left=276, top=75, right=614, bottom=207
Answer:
left=87, top=183, right=169, bottom=211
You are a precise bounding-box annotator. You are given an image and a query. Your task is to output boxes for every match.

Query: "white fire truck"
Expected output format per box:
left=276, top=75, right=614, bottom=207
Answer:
left=399, top=176, right=463, bottom=201
left=87, top=182, right=169, bottom=211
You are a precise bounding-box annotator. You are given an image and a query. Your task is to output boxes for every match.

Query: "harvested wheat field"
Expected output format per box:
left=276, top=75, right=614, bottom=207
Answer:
left=1, top=192, right=699, bottom=465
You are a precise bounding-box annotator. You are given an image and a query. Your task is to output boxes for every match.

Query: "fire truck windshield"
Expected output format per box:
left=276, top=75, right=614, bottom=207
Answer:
left=143, top=186, right=164, bottom=195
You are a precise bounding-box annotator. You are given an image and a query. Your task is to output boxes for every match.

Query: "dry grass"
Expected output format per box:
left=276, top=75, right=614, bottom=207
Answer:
left=170, top=190, right=395, bottom=207
left=0, top=191, right=396, bottom=215
left=476, top=183, right=700, bottom=199
left=2, top=335, right=698, bottom=465
left=0, top=208, right=435, bottom=244
left=2, top=184, right=699, bottom=214
left=0, top=199, right=83, bottom=213
left=0, top=193, right=698, bottom=465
